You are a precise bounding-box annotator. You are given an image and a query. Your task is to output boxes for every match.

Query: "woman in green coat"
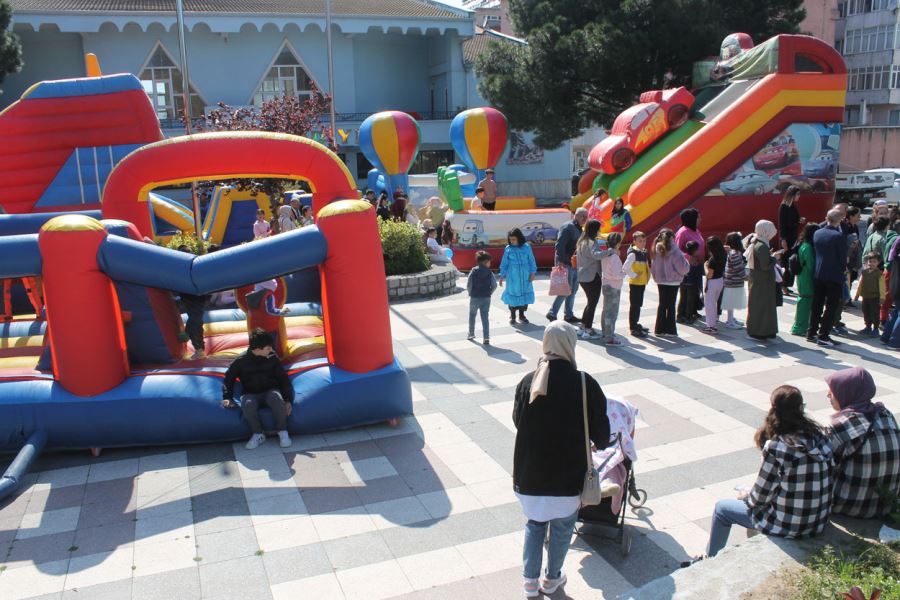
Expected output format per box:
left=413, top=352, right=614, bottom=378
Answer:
left=746, top=220, right=779, bottom=340
left=791, top=223, right=819, bottom=336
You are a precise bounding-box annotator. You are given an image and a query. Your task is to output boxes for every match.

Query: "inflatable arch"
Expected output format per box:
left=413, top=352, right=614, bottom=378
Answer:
left=102, top=131, right=358, bottom=238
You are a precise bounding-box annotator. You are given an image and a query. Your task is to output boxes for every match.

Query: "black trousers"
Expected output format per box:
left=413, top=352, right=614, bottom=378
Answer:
left=185, top=307, right=205, bottom=351
left=629, top=284, right=646, bottom=330
left=808, top=279, right=842, bottom=338
left=580, top=275, right=603, bottom=329
left=656, top=284, right=678, bottom=335
left=677, top=284, right=700, bottom=321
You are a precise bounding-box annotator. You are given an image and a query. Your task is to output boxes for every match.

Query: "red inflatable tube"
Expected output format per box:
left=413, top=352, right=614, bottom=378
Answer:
left=38, top=215, right=129, bottom=395
left=316, top=201, right=393, bottom=373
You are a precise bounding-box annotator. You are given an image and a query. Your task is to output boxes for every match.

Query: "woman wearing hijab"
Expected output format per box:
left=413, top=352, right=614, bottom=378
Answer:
left=827, top=367, right=900, bottom=518
left=277, top=204, right=297, bottom=234
left=699, top=384, right=833, bottom=560
left=513, top=321, right=611, bottom=598
left=745, top=220, right=779, bottom=340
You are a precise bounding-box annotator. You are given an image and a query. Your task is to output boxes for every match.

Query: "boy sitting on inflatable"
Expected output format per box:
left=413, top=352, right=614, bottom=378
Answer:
left=221, top=328, right=294, bottom=450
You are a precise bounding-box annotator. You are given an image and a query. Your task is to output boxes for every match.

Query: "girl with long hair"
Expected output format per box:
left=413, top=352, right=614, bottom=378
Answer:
left=575, top=219, right=614, bottom=339
left=649, top=228, right=689, bottom=336
left=609, top=198, right=632, bottom=234
left=778, top=185, right=803, bottom=294
left=702, top=236, right=727, bottom=333
left=700, top=385, right=833, bottom=559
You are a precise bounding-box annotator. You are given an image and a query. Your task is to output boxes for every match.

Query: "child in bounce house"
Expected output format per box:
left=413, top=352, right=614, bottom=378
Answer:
left=222, top=328, right=294, bottom=450
left=245, top=279, right=291, bottom=357
left=499, top=228, right=537, bottom=325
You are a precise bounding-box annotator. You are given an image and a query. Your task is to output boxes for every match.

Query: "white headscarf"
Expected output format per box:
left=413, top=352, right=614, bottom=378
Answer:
left=278, top=205, right=296, bottom=232
left=529, top=321, right=578, bottom=403
left=744, top=219, right=776, bottom=269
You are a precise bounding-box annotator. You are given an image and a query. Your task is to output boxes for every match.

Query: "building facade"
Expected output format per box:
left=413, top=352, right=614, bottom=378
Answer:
left=3, top=0, right=579, bottom=199
left=830, top=0, right=900, bottom=170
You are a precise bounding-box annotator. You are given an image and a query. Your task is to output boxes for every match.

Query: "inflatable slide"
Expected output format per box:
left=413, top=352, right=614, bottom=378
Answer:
left=582, top=34, right=846, bottom=238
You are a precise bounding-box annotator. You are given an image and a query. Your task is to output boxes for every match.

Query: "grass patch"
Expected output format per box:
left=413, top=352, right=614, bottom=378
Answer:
left=789, top=542, right=900, bottom=599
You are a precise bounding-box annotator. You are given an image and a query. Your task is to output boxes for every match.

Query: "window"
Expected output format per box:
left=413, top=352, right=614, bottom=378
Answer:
left=356, top=153, right=374, bottom=180
left=889, top=110, right=900, bottom=126
left=892, top=65, right=900, bottom=88
left=139, top=43, right=206, bottom=121
left=409, top=150, right=456, bottom=175
left=846, top=0, right=894, bottom=14
left=843, top=26, right=895, bottom=54
left=845, top=107, right=860, bottom=125
left=252, top=42, right=316, bottom=106
left=848, top=65, right=893, bottom=90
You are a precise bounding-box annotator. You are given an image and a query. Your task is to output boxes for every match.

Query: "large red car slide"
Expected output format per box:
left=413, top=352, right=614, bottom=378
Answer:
left=589, top=86, right=695, bottom=175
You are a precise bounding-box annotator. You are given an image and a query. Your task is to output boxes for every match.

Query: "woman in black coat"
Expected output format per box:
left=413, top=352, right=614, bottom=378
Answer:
left=778, top=185, right=803, bottom=294
left=513, top=321, right=610, bottom=597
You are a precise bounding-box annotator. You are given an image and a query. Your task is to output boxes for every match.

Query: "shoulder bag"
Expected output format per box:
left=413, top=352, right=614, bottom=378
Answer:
left=580, top=372, right=603, bottom=507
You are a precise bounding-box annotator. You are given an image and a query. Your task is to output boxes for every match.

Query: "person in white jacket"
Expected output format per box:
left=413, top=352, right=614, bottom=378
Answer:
left=599, top=232, right=636, bottom=346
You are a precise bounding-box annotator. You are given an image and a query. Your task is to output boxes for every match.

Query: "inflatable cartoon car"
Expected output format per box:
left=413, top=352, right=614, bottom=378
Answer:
left=589, top=86, right=695, bottom=174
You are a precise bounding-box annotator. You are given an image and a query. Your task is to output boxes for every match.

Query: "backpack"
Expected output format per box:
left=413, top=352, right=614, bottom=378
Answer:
left=788, top=251, right=802, bottom=277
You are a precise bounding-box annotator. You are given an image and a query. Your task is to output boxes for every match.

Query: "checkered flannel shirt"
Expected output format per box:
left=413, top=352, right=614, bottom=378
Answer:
left=830, top=408, right=900, bottom=519
left=746, top=433, right=834, bottom=538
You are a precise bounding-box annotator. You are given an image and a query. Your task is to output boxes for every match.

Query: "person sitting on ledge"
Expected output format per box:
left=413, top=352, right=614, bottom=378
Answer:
left=221, top=328, right=294, bottom=450
left=697, top=384, right=834, bottom=561
left=827, top=366, right=900, bottom=519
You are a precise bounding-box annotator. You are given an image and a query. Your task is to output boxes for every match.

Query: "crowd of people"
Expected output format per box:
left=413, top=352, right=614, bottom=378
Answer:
left=466, top=189, right=900, bottom=351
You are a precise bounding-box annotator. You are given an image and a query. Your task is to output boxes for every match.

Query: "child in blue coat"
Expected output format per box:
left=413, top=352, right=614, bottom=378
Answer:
left=499, top=228, right=537, bottom=324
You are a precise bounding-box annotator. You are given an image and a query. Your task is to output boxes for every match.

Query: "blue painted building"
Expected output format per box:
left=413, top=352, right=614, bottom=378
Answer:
left=5, top=0, right=600, bottom=199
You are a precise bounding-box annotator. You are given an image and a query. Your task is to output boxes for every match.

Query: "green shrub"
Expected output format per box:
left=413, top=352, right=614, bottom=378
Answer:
left=791, top=543, right=900, bottom=600
left=164, top=232, right=212, bottom=255
left=378, top=217, right=430, bottom=276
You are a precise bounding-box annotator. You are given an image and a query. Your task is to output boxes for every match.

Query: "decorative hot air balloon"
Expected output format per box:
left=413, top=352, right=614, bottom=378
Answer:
left=450, top=107, right=509, bottom=182
left=359, top=111, right=421, bottom=196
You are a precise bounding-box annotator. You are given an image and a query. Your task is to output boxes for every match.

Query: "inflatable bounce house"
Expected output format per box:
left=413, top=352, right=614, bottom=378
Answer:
left=574, top=34, right=846, bottom=239
left=0, top=71, right=411, bottom=499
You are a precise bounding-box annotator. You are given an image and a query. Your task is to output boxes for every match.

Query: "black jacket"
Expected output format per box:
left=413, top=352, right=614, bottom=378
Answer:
left=512, top=360, right=610, bottom=497
left=778, top=202, right=801, bottom=246
left=223, top=351, right=293, bottom=402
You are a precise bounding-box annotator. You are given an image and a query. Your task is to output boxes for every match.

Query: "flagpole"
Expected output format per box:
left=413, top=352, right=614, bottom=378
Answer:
left=175, top=0, right=203, bottom=241
left=324, top=0, right=337, bottom=145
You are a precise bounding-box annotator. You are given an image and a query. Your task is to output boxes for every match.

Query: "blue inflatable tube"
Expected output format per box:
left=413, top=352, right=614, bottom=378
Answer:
left=0, top=211, right=102, bottom=237
left=0, top=359, right=412, bottom=450
left=0, top=235, right=41, bottom=277
left=98, top=225, right=328, bottom=294
left=0, top=430, right=46, bottom=501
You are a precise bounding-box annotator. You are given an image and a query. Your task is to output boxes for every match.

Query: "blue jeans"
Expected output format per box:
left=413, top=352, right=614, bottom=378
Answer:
left=549, top=265, right=579, bottom=319
left=523, top=510, right=578, bottom=580
left=468, top=296, right=491, bottom=338
left=882, top=307, right=900, bottom=348
left=706, top=499, right=756, bottom=557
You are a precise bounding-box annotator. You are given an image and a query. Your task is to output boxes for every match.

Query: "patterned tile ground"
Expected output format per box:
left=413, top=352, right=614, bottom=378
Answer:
left=2, top=274, right=898, bottom=599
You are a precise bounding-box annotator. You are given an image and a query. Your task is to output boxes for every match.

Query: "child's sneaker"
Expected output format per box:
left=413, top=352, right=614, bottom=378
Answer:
left=724, top=320, right=742, bottom=329
left=190, top=349, right=206, bottom=360
left=245, top=433, right=266, bottom=450
left=539, top=570, right=567, bottom=595
left=523, top=578, right=540, bottom=598
left=278, top=431, right=292, bottom=448
left=605, top=337, right=622, bottom=346
left=467, top=333, right=475, bottom=341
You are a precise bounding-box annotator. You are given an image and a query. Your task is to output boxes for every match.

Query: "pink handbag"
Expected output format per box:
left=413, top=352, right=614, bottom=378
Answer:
left=549, top=265, right=572, bottom=296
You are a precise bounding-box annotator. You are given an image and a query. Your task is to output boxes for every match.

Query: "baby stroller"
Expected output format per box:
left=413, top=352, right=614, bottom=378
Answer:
left=576, top=396, right=647, bottom=556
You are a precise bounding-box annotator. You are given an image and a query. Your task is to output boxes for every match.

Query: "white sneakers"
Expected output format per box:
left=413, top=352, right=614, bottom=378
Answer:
left=278, top=430, right=292, bottom=448
left=244, top=431, right=293, bottom=450
left=245, top=433, right=266, bottom=450
left=523, top=578, right=540, bottom=598
left=540, top=570, right=567, bottom=595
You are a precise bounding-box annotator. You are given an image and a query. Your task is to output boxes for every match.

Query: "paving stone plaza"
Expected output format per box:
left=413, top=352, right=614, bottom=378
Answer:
left=3, top=274, right=898, bottom=600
